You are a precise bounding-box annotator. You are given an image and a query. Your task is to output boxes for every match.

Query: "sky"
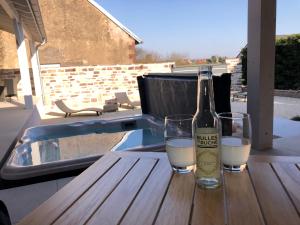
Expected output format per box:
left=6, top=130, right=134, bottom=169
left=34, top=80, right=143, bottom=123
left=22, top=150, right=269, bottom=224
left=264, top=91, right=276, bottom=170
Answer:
left=98, top=0, right=300, bottom=59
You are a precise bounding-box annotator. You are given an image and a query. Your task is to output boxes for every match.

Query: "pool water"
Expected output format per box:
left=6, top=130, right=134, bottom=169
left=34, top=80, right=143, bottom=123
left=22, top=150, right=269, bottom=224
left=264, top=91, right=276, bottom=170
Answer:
left=12, top=128, right=164, bottom=167
left=112, top=129, right=164, bottom=151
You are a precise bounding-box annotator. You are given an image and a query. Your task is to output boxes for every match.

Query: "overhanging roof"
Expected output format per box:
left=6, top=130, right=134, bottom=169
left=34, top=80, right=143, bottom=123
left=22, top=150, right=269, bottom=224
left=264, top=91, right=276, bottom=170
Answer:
left=0, top=4, right=14, bottom=33
left=0, top=0, right=46, bottom=43
left=88, top=0, right=142, bottom=45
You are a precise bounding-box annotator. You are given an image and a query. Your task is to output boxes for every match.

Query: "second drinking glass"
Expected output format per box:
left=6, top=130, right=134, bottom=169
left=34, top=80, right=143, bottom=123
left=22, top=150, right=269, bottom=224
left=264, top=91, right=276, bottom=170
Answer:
left=218, top=112, right=252, bottom=172
left=165, top=114, right=195, bottom=173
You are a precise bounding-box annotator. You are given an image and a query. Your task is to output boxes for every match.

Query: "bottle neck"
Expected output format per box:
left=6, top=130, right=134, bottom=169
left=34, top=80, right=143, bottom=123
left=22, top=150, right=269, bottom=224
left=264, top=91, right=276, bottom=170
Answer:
left=197, top=73, right=216, bottom=113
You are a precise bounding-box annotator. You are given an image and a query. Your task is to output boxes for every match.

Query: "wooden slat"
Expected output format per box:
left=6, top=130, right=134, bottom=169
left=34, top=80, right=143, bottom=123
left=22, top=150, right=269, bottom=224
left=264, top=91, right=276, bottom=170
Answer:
left=248, top=162, right=300, bottom=225
left=154, top=172, right=195, bottom=225
left=17, top=153, right=120, bottom=225
left=117, top=151, right=168, bottom=159
left=53, top=156, right=139, bottom=225
left=272, top=162, right=300, bottom=214
left=86, top=157, right=158, bottom=225
left=249, top=155, right=300, bottom=163
left=191, top=185, right=225, bottom=225
left=120, top=158, right=173, bottom=225
left=224, top=171, right=265, bottom=225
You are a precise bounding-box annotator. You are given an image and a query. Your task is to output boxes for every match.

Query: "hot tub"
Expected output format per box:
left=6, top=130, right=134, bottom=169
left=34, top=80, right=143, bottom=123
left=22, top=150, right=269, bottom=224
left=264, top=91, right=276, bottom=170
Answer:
left=1, top=115, right=164, bottom=180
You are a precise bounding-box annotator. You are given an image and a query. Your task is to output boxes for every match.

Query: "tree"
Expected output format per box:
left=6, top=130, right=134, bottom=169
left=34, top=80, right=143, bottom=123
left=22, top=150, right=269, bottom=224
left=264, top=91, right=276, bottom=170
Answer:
left=135, top=47, right=189, bottom=65
left=218, top=56, right=226, bottom=64
left=240, top=34, right=300, bottom=89
left=166, top=52, right=189, bottom=66
left=240, top=47, right=247, bottom=85
left=135, top=47, right=161, bottom=64
left=211, top=56, right=217, bottom=63
left=206, top=55, right=226, bottom=64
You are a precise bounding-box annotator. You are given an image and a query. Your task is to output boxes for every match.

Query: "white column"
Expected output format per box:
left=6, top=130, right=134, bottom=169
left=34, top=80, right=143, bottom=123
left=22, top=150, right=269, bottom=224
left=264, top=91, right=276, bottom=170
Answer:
left=247, top=0, right=276, bottom=150
left=29, top=41, right=43, bottom=99
left=13, top=19, right=33, bottom=109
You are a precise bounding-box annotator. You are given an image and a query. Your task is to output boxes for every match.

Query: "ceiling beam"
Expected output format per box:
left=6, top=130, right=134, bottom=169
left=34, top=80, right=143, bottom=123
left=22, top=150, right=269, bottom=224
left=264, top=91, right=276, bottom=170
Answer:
left=0, top=0, right=19, bottom=21
left=0, top=0, right=34, bottom=40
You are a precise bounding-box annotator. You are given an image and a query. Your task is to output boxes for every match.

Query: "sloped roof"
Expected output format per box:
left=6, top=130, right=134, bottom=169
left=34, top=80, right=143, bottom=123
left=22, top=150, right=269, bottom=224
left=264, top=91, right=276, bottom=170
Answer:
left=88, top=0, right=142, bottom=44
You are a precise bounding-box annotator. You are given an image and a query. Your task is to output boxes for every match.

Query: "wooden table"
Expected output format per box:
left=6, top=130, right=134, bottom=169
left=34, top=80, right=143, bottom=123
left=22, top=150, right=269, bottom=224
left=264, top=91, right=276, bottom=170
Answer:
left=18, top=152, right=300, bottom=225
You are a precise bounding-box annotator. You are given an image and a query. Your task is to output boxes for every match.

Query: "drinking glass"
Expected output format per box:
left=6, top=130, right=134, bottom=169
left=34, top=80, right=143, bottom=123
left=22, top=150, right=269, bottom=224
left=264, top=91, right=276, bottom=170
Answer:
left=164, top=114, right=195, bottom=173
left=218, top=112, right=251, bottom=172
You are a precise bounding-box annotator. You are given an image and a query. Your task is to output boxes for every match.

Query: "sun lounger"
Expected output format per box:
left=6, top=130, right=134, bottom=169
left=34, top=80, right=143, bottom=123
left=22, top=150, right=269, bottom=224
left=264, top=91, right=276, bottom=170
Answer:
left=114, top=92, right=140, bottom=109
left=55, top=100, right=103, bottom=117
left=103, top=98, right=118, bottom=112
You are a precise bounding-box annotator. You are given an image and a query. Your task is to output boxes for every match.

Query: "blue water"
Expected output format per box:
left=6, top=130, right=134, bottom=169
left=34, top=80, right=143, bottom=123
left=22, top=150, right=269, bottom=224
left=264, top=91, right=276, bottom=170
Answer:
left=113, top=129, right=164, bottom=151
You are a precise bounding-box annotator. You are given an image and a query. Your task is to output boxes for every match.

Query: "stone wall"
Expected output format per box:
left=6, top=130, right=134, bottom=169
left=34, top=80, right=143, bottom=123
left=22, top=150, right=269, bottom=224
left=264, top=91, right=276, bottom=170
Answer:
left=274, top=89, right=300, bottom=98
left=0, top=31, right=32, bottom=69
left=0, top=31, right=18, bottom=69
left=1, top=0, right=140, bottom=69
left=40, top=63, right=174, bottom=110
left=38, top=0, right=138, bottom=66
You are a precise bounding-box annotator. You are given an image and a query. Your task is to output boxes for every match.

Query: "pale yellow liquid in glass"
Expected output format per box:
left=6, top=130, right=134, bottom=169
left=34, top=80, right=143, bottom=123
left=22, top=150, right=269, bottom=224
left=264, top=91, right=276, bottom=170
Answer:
left=166, top=138, right=195, bottom=167
left=221, top=137, right=251, bottom=165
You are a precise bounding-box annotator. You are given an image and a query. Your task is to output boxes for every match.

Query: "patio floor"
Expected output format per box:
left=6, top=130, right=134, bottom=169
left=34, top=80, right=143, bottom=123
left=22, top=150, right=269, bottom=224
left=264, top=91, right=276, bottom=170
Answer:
left=231, top=97, right=300, bottom=156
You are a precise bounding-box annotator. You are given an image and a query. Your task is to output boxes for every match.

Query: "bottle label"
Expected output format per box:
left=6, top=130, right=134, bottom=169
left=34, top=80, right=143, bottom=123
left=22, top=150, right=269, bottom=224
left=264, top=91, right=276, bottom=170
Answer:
left=195, top=128, right=220, bottom=179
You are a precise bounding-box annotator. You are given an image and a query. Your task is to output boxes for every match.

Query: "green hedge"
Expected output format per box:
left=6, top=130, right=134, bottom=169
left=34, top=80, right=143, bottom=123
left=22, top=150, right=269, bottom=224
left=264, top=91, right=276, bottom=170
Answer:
left=241, top=34, right=300, bottom=90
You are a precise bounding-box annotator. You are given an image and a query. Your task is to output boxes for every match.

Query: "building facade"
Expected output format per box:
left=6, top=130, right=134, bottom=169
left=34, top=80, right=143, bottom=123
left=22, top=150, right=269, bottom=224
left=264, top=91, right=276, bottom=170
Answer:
left=0, top=0, right=142, bottom=69
left=38, top=0, right=141, bottom=66
left=0, top=0, right=142, bottom=100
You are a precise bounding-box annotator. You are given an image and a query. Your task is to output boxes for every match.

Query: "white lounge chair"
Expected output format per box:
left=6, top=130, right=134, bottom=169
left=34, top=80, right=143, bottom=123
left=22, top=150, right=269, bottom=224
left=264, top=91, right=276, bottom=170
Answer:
left=114, top=92, right=140, bottom=109
left=55, top=100, right=103, bottom=117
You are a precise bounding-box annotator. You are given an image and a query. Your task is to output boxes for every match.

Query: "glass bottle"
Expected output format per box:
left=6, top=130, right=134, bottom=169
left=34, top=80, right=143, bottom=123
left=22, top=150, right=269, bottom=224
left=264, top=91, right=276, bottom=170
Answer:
left=192, top=66, right=221, bottom=189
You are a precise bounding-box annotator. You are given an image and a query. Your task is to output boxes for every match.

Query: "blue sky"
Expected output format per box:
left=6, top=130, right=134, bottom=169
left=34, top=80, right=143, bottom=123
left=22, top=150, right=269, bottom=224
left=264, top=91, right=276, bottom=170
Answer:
left=98, top=0, right=300, bottom=58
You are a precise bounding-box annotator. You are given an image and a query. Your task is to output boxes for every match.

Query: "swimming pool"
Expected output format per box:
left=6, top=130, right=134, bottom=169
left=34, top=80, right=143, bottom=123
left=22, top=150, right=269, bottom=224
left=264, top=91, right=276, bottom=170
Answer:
left=1, top=115, right=164, bottom=180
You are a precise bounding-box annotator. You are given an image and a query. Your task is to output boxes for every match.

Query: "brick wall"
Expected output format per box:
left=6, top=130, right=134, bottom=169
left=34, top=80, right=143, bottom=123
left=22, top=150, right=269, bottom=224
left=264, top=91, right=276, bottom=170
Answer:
left=40, top=63, right=174, bottom=110
left=0, top=69, right=36, bottom=96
